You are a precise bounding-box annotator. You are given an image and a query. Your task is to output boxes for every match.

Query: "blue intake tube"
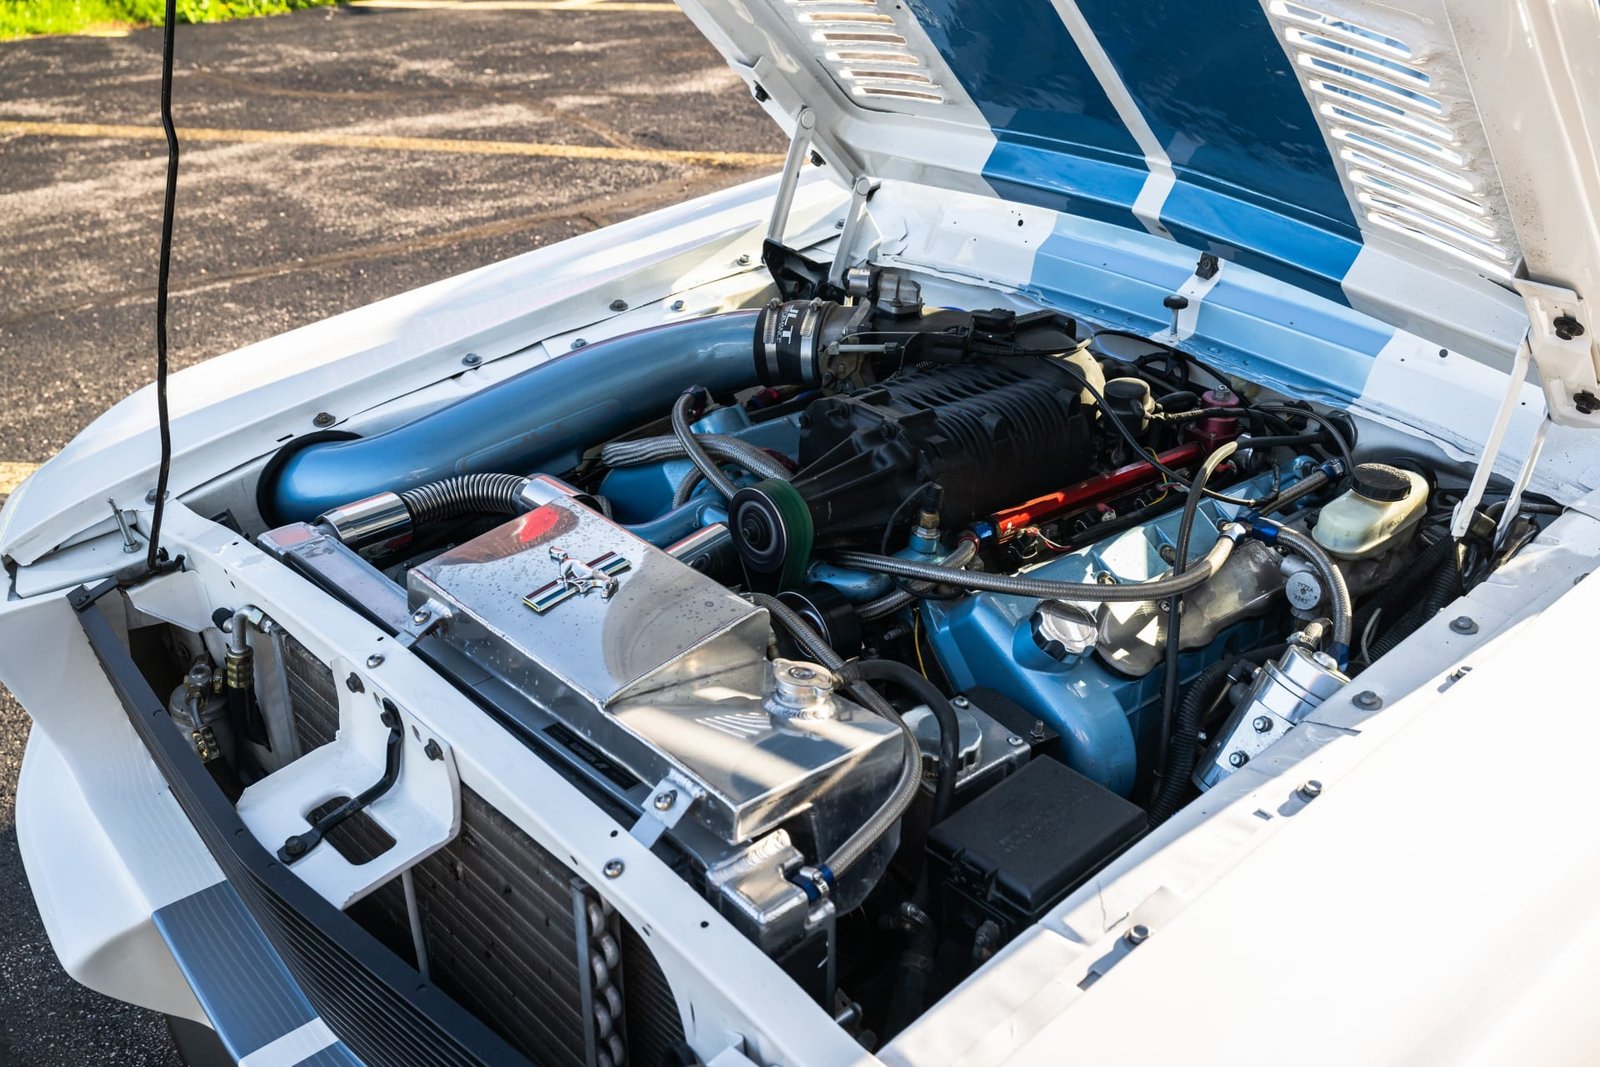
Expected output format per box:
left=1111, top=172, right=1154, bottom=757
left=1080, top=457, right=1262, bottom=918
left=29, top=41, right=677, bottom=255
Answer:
left=263, top=311, right=760, bottom=524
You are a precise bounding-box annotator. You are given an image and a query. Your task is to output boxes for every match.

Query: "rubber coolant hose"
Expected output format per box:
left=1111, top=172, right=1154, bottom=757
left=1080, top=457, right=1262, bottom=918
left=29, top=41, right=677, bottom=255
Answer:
left=838, top=658, right=958, bottom=824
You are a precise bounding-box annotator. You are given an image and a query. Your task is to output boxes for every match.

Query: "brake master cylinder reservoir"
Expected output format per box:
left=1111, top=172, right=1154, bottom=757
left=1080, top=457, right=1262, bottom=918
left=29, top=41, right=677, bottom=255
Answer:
left=1312, top=463, right=1428, bottom=560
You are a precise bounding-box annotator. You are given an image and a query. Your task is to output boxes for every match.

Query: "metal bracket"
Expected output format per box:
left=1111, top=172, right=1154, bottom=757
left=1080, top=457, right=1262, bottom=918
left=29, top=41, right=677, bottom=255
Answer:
left=1150, top=252, right=1223, bottom=345
left=629, top=776, right=697, bottom=848
left=396, top=597, right=451, bottom=649
left=278, top=700, right=404, bottom=863
left=1517, top=279, right=1600, bottom=428
left=827, top=175, right=880, bottom=289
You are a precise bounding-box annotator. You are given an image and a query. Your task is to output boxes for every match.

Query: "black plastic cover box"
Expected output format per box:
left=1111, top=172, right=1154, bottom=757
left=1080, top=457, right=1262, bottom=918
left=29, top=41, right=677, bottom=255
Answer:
left=926, top=756, right=1146, bottom=929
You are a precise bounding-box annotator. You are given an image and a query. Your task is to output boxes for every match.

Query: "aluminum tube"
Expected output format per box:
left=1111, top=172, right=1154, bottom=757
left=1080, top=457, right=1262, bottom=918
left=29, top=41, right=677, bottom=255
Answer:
left=263, top=311, right=760, bottom=524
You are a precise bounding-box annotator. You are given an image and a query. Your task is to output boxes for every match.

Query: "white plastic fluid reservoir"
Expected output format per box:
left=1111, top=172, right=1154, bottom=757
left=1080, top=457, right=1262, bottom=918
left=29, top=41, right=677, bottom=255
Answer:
left=1311, top=463, right=1428, bottom=560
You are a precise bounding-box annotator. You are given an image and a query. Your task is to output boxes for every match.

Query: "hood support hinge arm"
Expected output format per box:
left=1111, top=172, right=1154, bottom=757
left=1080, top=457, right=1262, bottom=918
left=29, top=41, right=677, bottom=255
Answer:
left=1453, top=280, right=1600, bottom=542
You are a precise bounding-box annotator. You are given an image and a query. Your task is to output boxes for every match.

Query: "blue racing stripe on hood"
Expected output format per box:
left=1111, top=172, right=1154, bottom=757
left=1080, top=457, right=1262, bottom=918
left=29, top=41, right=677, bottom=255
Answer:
left=1075, top=0, right=1361, bottom=302
left=905, top=0, right=1147, bottom=226
left=903, top=0, right=1364, bottom=303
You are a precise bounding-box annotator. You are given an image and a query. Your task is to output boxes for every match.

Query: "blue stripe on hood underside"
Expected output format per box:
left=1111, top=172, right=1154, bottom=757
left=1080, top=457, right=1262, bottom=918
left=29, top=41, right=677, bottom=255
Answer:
left=905, top=0, right=1362, bottom=304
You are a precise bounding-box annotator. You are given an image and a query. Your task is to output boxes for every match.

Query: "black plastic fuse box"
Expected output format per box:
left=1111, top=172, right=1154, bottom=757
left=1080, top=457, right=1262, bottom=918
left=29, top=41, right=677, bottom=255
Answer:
left=926, top=756, right=1146, bottom=933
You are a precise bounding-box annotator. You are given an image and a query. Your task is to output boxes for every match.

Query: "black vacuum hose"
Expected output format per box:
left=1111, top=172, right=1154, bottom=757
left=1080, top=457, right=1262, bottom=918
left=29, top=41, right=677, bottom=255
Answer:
left=838, top=658, right=959, bottom=824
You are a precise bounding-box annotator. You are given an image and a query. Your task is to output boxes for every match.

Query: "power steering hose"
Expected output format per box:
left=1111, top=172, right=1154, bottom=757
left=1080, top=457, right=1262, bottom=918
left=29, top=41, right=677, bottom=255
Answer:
left=831, top=530, right=1245, bottom=603
left=858, top=538, right=981, bottom=621
left=746, top=593, right=925, bottom=898
left=1247, top=516, right=1353, bottom=665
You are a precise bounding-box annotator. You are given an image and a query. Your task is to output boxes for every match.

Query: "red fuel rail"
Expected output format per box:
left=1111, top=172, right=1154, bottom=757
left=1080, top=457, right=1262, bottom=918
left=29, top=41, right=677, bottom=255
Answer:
left=992, top=442, right=1204, bottom=540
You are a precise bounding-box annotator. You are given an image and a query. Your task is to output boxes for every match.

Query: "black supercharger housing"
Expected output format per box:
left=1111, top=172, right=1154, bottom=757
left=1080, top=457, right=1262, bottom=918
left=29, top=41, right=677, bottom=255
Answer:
left=730, top=348, right=1097, bottom=584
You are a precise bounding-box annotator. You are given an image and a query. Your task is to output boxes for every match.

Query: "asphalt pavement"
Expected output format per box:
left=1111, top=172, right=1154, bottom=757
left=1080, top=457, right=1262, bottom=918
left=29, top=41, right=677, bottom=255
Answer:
left=0, top=4, right=781, bottom=1061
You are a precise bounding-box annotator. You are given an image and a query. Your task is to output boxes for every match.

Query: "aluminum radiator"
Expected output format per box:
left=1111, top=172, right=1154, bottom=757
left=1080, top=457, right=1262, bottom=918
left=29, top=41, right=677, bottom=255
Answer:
left=282, top=633, right=685, bottom=1066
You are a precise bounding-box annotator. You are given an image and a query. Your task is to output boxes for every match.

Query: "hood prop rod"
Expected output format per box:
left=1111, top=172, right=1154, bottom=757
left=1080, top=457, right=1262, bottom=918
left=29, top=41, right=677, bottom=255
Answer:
left=766, top=106, right=815, bottom=246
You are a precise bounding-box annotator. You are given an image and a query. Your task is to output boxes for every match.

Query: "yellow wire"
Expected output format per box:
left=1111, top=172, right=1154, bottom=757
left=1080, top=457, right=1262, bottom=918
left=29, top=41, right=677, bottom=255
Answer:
left=913, top=610, right=930, bottom=678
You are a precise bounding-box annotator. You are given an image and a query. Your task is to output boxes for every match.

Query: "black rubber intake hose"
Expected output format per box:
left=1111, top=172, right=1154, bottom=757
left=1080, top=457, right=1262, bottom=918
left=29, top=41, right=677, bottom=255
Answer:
left=398, top=473, right=529, bottom=527
left=838, top=659, right=959, bottom=824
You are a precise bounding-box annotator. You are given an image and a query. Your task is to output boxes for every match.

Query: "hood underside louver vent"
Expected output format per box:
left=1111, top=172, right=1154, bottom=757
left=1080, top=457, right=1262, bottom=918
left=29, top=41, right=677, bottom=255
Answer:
left=786, top=0, right=947, bottom=105
left=1268, top=0, right=1521, bottom=280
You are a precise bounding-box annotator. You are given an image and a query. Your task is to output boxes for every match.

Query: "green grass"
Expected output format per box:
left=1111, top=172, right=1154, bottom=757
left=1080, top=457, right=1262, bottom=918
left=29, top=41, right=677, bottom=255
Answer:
left=0, top=0, right=338, bottom=40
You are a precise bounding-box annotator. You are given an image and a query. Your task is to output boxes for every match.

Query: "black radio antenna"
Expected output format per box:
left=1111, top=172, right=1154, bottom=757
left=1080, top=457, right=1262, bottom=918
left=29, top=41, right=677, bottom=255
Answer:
left=146, top=0, right=180, bottom=573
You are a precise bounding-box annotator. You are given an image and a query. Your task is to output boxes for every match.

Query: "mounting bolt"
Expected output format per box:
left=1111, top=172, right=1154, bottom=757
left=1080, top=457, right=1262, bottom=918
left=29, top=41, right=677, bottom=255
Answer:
left=1450, top=615, right=1479, bottom=635
left=570, top=338, right=588, bottom=350
left=312, top=412, right=336, bottom=428
left=1029, top=719, right=1047, bottom=742
left=345, top=672, right=364, bottom=694
left=1576, top=391, right=1600, bottom=415
left=603, top=859, right=625, bottom=879
left=1227, top=750, right=1248, bottom=768
left=1554, top=314, right=1586, bottom=340
left=411, top=607, right=431, bottom=625
left=366, top=653, right=384, bottom=669
left=609, top=298, right=629, bottom=312
left=1299, top=779, right=1323, bottom=801
left=1353, top=690, right=1383, bottom=710
left=424, top=739, right=443, bottom=761
left=670, top=299, right=685, bottom=312
left=952, top=695, right=970, bottom=708
left=737, top=253, right=752, bottom=266
left=461, top=352, right=481, bottom=367
left=144, top=488, right=162, bottom=504
left=1007, top=735, right=1025, bottom=747
left=653, top=789, right=677, bottom=812
left=1252, top=715, right=1273, bottom=733
left=1125, top=923, right=1150, bottom=945
left=283, top=835, right=308, bottom=858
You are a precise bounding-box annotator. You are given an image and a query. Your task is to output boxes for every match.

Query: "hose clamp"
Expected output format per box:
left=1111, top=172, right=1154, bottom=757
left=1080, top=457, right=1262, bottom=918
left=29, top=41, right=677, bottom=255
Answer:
left=793, top=864, right=836, bottom=904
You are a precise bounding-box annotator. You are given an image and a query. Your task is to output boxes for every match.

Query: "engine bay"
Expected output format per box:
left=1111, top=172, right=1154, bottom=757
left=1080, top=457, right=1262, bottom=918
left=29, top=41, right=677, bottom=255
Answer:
left=136, top=266, right=1558, bottom=1053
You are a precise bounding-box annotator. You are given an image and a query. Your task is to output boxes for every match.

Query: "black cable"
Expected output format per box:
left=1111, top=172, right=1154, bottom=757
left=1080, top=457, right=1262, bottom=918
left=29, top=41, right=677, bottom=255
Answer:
left=880, top=480, right=934, bottom=556
left=146, top=0, right=180, bottom=573
left=1251, top=404, right=1356, bottom=473
left=1150, top=442, right=1236, bottom=804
